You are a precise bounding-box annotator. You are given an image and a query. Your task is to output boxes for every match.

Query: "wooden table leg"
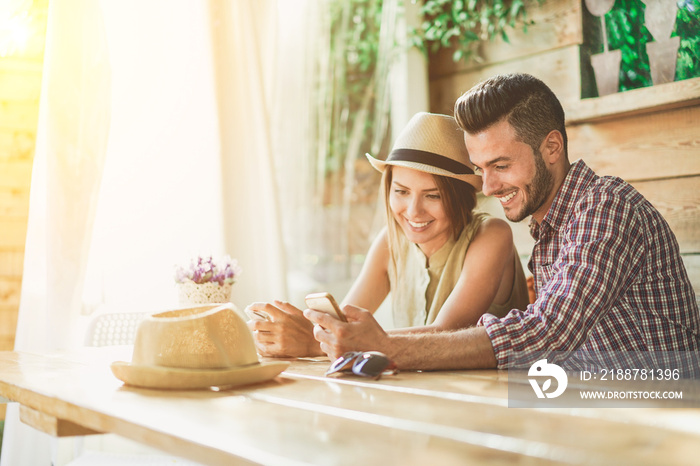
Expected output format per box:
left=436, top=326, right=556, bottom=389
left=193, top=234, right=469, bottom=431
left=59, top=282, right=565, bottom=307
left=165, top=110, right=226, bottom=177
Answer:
left=19, top=405, right=103, bottom=437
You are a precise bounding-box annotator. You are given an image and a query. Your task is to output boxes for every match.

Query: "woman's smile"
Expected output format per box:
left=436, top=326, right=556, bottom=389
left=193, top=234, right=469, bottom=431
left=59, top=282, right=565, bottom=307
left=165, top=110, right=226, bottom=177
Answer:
left=390, top=166, right=452, bottom=258
left=405, top=218, right=433, bottom=230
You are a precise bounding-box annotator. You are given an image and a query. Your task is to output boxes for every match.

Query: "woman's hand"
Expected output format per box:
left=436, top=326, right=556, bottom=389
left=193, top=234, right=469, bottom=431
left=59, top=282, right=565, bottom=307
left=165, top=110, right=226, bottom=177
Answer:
left=246, top=300, right=324, bottom=358
left=304, top=304, right=391, bottom=361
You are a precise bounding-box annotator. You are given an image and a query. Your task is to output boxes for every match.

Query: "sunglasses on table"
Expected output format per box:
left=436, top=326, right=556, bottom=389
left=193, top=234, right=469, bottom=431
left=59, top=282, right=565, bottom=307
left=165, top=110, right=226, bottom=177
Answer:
left=325, top=351, right=398, bottom=380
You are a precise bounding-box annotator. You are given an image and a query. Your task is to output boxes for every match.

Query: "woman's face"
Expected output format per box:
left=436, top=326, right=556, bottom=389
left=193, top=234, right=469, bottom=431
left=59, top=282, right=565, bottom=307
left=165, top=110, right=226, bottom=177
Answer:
left=389, top=166, right=452, bottom=258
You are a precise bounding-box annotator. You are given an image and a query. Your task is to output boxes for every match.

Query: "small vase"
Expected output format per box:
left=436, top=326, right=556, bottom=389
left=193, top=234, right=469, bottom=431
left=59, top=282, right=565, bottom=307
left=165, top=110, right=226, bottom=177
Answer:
left=642, top=0, right=679, bottom=41
left=591, top=49, right=621, bottom=96
left=176, top=281, right=233, bottom=305
left=647, top=36, right=680, bottom=85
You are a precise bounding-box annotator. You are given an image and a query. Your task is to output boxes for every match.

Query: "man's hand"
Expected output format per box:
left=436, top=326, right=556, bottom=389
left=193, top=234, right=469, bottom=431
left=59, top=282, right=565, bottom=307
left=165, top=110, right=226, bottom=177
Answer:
left=246, top=300, right=323, bottom=358
left=303, top=304, right=391, bottom=360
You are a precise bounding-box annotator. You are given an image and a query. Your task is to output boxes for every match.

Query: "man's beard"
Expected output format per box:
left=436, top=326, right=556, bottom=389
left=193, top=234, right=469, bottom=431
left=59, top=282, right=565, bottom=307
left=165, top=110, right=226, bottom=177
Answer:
left=506, top=149, right=553, bottom=223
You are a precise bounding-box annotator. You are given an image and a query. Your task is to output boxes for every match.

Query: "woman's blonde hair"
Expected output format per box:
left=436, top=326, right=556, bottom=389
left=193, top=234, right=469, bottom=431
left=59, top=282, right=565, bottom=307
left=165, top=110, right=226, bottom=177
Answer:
left=383, top=165, right=477, bottom=260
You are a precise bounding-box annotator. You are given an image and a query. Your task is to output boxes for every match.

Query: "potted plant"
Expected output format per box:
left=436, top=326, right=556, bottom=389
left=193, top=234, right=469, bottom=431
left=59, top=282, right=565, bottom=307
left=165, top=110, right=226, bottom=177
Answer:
left=585, top=0, right=621, bottom=96
left=174, top=255, right=242, bottom=305
left=642, top=0, right=680, bottom=84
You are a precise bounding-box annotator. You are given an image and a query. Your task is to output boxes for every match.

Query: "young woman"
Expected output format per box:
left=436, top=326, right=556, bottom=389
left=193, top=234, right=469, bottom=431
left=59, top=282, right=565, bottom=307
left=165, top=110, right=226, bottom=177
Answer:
left=247, top=112, right=529, bottom=357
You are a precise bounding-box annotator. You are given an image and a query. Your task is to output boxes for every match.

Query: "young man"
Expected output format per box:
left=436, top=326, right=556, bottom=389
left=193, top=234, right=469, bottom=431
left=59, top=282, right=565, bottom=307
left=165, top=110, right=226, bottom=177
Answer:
left=305, top=73, right=700, bottom=373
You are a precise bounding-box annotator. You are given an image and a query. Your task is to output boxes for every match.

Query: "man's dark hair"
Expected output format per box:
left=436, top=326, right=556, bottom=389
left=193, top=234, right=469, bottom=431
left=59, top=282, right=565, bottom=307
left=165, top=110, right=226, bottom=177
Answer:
left=454, top=73, right=568, bottom=156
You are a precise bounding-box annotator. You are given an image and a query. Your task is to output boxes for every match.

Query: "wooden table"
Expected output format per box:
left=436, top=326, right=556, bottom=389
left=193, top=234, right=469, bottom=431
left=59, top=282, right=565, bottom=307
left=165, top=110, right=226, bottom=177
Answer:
left=0, top=347, right=699, bottom=465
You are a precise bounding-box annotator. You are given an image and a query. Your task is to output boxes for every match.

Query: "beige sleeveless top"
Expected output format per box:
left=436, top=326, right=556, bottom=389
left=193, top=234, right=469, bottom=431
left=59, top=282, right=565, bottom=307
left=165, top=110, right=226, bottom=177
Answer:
left=388, top=213, right=529, bottom=328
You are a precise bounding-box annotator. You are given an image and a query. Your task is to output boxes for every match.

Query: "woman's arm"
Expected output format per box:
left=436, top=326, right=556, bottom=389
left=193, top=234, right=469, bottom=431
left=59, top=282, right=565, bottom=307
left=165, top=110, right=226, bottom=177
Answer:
left=247, top=228, right=391, bottom=358
left=390, top=218, right=516, bottom=335
left=341, top=227, right=391, bottom=312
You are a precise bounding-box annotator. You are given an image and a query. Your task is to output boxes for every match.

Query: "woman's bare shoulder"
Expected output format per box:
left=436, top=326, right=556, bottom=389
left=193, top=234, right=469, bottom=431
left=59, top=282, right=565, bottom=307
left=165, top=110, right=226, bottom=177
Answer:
left=474, top=216, right=513, bottom=241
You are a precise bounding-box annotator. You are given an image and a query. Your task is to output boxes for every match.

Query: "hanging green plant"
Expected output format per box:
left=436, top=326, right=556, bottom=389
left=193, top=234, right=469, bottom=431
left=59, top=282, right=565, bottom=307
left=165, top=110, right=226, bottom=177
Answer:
left=582, top=0, right=700, bottom=96
left=675, top=0, right=700, bottom=81
left=605, top=0, right=653, bottom=91
left=322, top=0, right=386, bottom=176
left=409, top=0, right=543, bottom=62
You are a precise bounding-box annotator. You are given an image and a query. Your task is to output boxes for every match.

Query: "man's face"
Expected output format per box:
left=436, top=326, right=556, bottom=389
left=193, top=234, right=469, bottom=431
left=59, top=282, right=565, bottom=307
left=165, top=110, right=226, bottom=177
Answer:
left=464, top=119, right=554, bottom=223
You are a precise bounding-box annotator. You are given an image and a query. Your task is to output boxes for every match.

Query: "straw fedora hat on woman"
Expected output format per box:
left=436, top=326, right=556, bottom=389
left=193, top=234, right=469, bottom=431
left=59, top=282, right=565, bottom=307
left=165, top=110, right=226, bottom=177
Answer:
left=366, top=112, right=482, bottom=191
left=111, top=303, right=289, bottom=389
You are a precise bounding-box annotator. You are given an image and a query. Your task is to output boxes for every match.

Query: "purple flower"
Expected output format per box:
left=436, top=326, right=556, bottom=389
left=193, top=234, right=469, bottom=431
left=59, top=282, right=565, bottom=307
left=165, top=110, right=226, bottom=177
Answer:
left=174, top=255, right=241, bottom=285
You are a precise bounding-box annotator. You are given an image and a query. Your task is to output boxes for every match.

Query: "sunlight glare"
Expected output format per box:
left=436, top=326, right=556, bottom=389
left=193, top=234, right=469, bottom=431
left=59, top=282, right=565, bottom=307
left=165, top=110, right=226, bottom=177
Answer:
left=0, top=6, right=31, bottom=57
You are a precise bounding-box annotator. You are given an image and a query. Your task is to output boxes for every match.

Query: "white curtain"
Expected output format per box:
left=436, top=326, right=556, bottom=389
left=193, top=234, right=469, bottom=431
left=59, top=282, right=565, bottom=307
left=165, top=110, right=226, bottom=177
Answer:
left=2, top=0, right=111, bottom=463
left=2, top=0, right=288, bottom=463
left=13, top=0, right=111, bottom=355
left=208, top=0, right=288, bottom=306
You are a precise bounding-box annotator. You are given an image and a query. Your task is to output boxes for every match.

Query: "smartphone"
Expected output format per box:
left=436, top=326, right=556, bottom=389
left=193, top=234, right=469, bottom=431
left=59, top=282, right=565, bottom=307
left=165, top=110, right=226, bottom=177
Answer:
left=244, top=305, right=271, bottom=322
left=304, top=292, right=347, bottom=322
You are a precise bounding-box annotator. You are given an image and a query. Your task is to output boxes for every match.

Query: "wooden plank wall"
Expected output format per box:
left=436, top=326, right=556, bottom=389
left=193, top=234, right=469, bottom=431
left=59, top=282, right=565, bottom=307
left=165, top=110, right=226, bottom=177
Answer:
left=427, top=0, right=700, bottom=301
left=568, top=98, right=700, bottom=304
left=0, top=1, right=48, bottom=421
left=0, top=1, right=48, bottom=363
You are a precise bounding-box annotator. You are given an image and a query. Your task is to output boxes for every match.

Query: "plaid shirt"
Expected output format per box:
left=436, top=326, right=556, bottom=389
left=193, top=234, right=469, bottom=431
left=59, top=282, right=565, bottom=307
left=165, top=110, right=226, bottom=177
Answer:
left=479, top=160, right=700, bottom=370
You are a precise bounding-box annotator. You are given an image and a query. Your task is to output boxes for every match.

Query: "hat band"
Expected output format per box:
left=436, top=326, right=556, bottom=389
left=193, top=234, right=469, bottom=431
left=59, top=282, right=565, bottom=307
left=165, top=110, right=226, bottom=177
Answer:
left=387, top=149, right=473, bottom=175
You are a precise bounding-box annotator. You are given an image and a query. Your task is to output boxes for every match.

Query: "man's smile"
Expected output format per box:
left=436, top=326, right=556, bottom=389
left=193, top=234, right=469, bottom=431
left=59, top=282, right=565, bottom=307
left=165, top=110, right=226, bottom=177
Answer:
left=496, top=190, right=517, bottom=204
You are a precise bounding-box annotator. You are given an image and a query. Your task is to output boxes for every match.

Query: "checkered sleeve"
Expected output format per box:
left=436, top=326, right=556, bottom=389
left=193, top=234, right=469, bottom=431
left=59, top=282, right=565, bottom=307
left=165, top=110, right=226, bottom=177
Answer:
left=479, top=190, right=646, bottom=368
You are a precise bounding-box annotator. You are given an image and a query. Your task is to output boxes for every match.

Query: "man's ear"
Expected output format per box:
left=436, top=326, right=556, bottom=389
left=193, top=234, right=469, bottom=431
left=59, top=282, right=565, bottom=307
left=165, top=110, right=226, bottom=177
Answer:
left=541, top=130, right=564, bottom=164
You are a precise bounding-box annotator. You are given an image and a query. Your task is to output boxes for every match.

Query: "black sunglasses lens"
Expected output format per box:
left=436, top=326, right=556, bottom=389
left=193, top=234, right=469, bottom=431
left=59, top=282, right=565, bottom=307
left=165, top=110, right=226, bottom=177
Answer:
left=326, top=352, right=362, bottom=375
left=352, top=352, right=392, bottom=377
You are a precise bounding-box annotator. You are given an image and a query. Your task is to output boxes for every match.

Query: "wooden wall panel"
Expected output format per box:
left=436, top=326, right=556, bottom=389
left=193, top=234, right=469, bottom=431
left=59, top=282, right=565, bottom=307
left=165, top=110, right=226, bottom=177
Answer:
left=0, top=188, right=29, bottom=217
left=568, top=106, right=700, bottom=182
left=0, top=129, right=36, bottom=159
left=567, top=77, right=700, bottom=123
left=0, top=220, right=28, bottom=248
left=0, top=304, right=19, bottom=351
left=0, top=278, right=21, bottom=306
left=430, top=0, right=583, bottom=78
left=631, top=176, right=700, bottom=254
left=0, top=62, right=43, bottom=101
left=683, top=255, right=700, bottom=304
left=429, top=45, right=582, bottom=115
left=0, top=0, right=48, bottom=422
left=0, top=248, right=25, bottom=276
left=0, top=101, right=42, bottom=131
left=0, top=160, right=33, bottom=189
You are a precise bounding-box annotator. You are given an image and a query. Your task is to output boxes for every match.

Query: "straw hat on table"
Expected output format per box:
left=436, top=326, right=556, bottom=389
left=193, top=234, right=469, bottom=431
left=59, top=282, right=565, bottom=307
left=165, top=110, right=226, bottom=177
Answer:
left=111, top=303, right=288, bottom=390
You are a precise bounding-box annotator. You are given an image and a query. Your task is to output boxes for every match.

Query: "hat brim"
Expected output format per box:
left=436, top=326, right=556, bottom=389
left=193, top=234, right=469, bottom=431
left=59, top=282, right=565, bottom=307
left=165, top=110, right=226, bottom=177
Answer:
left=366, top=153, right=482, bottom=192
left=110, top=360, right=290, bottom=390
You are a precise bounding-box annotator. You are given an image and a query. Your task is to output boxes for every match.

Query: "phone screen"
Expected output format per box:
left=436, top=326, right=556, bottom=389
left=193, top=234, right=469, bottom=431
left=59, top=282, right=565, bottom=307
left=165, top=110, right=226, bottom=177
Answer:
left=305, top=292, right=347, bottom=322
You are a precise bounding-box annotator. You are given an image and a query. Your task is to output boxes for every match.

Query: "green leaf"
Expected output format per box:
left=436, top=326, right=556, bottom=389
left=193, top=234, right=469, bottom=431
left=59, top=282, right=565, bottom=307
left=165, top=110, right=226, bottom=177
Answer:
left=511, top=0, right=523, bottom=17
left=464, top=30, right=479, bottom=41
left=407, top=0, right=544, bottom=65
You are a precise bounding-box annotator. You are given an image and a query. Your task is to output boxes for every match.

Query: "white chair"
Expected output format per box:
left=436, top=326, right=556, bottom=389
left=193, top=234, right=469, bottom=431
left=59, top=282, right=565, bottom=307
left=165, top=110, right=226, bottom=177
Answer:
left=84, top=311, right=148, bottom=346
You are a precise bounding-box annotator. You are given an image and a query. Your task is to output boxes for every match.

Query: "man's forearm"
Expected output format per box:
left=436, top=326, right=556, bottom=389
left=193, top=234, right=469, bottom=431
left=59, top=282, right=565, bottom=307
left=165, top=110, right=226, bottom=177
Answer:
left=385, top=326, right=498, bottom=370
